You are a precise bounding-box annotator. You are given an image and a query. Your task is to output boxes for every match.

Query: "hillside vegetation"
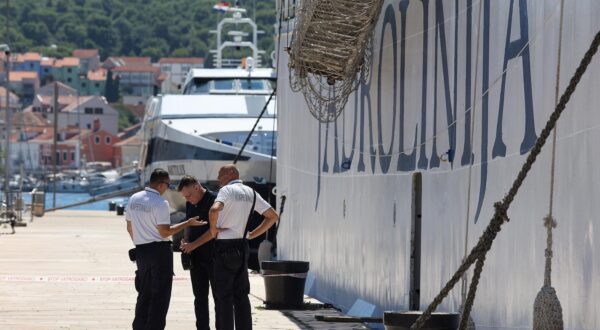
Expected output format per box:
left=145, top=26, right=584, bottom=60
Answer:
left=1, top=0, right=276, bottom=63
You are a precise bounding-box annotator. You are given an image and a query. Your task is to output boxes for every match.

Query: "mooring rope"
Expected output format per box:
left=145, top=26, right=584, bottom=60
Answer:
left=532, top=0, right=566, bottom=328
left=411, top=29, right=600, bottom=330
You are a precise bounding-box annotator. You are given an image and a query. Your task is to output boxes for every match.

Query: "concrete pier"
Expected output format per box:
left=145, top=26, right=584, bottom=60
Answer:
left=0, top=210, right=367, bottom=329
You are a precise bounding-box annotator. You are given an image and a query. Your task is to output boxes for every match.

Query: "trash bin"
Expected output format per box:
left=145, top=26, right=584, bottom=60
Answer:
left=108, top=201, right=116, bottom=211
left=383, top=311, right=459, bottom=330
left=261, top=260, right=309, bottom=309
left=116, top=204, right=125, bottom=216
left=32, top=189, right=45, bottom=217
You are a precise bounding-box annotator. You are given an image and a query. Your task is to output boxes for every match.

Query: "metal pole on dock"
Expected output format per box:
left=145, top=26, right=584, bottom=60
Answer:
left=52, top=82, right=58, bottom=209
left=3, top=0, right=11, bottom=212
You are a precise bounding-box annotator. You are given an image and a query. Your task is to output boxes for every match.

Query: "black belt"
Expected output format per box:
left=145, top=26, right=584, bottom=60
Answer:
left=136, top=241, right=172, bottom=248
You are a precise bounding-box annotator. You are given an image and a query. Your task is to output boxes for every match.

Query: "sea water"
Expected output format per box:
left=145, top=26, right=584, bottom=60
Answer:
left=21, top=192, right=129, bottom=211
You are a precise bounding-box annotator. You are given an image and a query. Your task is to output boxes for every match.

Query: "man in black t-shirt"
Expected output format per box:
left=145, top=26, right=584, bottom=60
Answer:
left=178, top=175, right=219, bottom=330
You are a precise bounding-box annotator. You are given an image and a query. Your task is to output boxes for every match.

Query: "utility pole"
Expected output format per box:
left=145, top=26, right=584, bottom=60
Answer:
left=2, top=48, right=9, bottom=210
left=3, top=0, right=11, bottom=212
left=52, top=82, right=58, bottom=209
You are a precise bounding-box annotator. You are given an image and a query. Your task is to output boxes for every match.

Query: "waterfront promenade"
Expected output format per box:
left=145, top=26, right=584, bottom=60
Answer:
left=0, top=210, right=366, bottom=329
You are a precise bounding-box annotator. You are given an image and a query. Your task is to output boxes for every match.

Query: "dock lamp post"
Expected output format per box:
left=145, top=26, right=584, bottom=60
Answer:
left=1, top=43, right=11, bottom=212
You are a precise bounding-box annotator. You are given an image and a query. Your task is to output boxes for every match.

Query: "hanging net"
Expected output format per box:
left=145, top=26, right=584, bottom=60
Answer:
left=288, top=0, right=384, bottom=122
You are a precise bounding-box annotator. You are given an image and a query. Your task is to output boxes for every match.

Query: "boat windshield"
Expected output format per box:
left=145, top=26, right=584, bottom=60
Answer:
left=184, top=78, right=274, bottom=95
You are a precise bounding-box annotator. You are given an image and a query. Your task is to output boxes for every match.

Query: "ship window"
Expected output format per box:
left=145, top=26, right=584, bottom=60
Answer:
left=185, top=79, right=210, bottom=94
left=213, top=79, right=235, bottom=90
left=240, top=79, right=266, bottom=90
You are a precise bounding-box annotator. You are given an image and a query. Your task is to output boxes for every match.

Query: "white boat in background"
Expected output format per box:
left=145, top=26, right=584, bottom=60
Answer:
left=139, top=6, right=277, bottom=213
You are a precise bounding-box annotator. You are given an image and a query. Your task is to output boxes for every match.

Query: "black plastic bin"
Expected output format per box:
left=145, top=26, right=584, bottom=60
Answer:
left=116, top=204, right=125, bottom=216
left=384, top=311, right=459, bottom=330
left=108, top=201, right=116, bottom=211
left=261, top=260, right=309, bottom=309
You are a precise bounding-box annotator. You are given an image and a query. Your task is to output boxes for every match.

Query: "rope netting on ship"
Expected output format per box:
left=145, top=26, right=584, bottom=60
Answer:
left=411, top=28, right=600, bottom=330
left=287, top=0, right=384, bottom=122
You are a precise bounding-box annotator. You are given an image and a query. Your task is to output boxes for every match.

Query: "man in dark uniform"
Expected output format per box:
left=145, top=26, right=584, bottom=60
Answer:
left=178, top=175, right=219, bottom=330
left=126, top=168, right=206, bottom=330
left=208, top=164, right=279, bottom=330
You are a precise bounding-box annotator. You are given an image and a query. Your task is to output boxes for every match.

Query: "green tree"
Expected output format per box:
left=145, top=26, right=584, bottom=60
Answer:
left=6, top=0, right=276, bottom=61
left=104, top=70, right=115, bottom=102
left=22, top=22, right=50, bottom=45
left=170, top=48, right=191, bottom=57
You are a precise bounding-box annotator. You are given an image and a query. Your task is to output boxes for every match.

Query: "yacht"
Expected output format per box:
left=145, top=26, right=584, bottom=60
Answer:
left=139, top=8, right=276, bottom=213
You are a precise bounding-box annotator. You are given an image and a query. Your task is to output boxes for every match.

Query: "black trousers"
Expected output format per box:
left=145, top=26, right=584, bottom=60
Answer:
left=212, top=239, right=252, bottom=330
left=190, top=251, right=220, bottom=330
left=133, top=241, right=173, bottom=330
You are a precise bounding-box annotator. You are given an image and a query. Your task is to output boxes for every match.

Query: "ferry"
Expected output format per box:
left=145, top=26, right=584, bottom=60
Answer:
left=275, top=0, right=600, bottom=328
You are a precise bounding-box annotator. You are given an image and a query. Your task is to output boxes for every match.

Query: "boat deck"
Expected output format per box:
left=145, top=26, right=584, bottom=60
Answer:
left=0, top=210, right=366, bottom=329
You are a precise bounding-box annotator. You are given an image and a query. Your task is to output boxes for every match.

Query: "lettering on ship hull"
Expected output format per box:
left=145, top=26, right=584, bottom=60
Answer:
left=314, top=0, right=536, bottom=223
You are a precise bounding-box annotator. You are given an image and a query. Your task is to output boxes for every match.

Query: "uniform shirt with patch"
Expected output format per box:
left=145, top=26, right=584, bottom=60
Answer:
left=126, top=187, right=171, bottom=245
left=215, top=180, right=271, bottom=239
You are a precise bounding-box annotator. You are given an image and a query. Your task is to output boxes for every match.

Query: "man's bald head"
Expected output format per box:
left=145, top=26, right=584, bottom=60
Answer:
left=217, top=164, right=240, bottom=186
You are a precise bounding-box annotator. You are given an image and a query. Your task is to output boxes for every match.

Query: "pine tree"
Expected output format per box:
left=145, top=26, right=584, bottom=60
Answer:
left=104, top=70, right=115, bottom=102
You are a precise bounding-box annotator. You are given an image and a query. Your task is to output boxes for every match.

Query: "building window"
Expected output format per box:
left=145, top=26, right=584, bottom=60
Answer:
left=84, top=108, right=93, bottom=114
left=94, top=108, right=103, bottom=114
left=71, top=152, right=75, bottom=161
left=105, top=136, right=111, bottom=144
left=87, top=123, right=91, bottom=129
left=67, top=68, right=72, bottom=73
left=81, top=82, right=87, bottom=88
left=63, top=152, right=67, bottom=161
left=67, top=78, right=72, bottom=83
left=44, top=68, right=49, bottom=73
left=95, top=83, right=100, bottom=88
left=95, top=136, right=100, bottom=144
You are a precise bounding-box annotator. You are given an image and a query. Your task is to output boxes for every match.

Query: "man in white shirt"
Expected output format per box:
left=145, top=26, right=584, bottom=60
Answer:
left=126, top=168, right=206, bottom=330
left=208, top=164, right=279, bottom=330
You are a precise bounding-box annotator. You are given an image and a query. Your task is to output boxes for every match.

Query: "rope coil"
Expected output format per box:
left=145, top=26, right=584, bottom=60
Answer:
left=288, top=0, right=384, bottom=122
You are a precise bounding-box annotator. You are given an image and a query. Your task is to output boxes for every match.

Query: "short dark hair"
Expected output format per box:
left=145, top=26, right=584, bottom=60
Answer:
left=149, top=168, right=170, bottom=185
left=177, top=175, right=199, bottom=191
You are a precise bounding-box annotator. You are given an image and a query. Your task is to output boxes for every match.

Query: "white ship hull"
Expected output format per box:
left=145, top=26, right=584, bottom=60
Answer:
left=276, top=0, right=600, bottom=328
left=140, top=93, right=277, bottom=211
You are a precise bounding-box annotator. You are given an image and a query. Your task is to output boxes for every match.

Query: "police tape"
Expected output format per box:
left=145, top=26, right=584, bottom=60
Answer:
left=0, top=275, right=190, bottom=283
left=260, top=272, right=307, bottom=279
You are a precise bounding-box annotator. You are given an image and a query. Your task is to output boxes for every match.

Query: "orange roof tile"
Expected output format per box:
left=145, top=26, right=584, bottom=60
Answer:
left=87, top=68, right=107, bottom=81
left=113, top=65, right=160, bottom=73
left=15, top=52, right=42, bottom=62
left=9, top=71, right=39, bottom=81
left=119, top=57, right=151, bottom=64
left=159, top=57, right=204, bottom=64
left=28, top=128, right=54, bottom=142
left=73, top=49, right=99, bottom=58
left=41, top=58, right=55, bottom=66
left=54, top=57, right=80, bottom=68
